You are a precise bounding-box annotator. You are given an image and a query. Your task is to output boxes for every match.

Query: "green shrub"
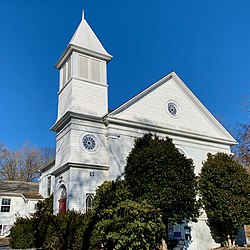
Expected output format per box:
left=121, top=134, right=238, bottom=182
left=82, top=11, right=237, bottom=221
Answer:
left=33, top=195, right=54, bottom=248
left=199, top=152, right=250, bottom=246
left=8, top=194, right=93, bottom=250
left=42, top=210, right=92, bottom=250
left=9, top=217, right=35, bottom=249
left=42, top=221, right=64, bottom=250
left=90, top=199, right=166, bottom=250
left=125, top=134, right=199, bottom=226
left=72, top=212, right=93, bottom=250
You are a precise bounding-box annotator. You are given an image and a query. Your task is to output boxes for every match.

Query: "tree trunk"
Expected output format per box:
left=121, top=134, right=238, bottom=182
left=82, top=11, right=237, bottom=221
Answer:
left=226, top=234, right=235, bottom=248
left=160, top=239, right=168, bottom=250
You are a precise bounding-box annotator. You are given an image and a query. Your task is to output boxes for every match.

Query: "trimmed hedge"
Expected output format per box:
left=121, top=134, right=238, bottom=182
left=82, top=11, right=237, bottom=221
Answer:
left=9, top=195, right=93, bottom=250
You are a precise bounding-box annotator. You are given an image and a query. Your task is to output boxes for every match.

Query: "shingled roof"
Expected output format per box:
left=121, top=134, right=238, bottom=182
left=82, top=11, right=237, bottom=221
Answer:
left=0, top=180, right=44, bottom=199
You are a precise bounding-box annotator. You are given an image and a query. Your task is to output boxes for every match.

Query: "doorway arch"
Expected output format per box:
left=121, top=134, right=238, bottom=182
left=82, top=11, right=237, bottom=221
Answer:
left=58, top=184, right=67, bottom=213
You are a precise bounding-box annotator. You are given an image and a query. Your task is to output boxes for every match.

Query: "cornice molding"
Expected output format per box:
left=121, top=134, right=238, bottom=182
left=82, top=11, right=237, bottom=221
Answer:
left=51, top=111, right=105, bottom=133
left=106, top=117, right=237, bottom=146
left=52, top=162, right=109, bottom=176
left=55, top=44, right=112, bottom=69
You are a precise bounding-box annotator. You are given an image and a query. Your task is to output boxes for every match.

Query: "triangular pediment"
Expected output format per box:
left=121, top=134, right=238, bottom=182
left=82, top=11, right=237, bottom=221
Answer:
left=108, top=72, right=236, bottom=144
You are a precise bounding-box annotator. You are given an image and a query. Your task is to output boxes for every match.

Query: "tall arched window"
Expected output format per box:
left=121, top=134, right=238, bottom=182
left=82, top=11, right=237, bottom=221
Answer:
left=58, top=185, right=67, bottom=213
left=86, top=193, right=94, bottom=212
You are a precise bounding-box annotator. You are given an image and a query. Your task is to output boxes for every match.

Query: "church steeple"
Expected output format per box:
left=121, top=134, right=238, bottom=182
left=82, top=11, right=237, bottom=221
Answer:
left=54, top=11, right=112, bottom=122
left=50, top=11, right=112, bottom=213
left=56, top=10, right=112, bottom=69
left=68, top=10, right=112, bottom=59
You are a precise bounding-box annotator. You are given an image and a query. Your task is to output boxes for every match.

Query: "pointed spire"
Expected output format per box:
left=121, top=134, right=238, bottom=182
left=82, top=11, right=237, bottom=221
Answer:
left=68, top=11, right=112, bottom=60
left=55, top=11, right=112, bottom=68
left=82, top=9, right=85, bottom=20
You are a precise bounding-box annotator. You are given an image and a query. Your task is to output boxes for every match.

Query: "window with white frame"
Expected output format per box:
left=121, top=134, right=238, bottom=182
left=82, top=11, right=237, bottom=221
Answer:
left=47, top=176, right=51, bottom=196
left=86, top=193, right=94, bottom=212
left=62, top=64, right=67, bottom=86
left=1, top=198, right=11, bottom=212
left=61, top=57, right=72, bottom=88
left=67, top=57, right=72, bottom=81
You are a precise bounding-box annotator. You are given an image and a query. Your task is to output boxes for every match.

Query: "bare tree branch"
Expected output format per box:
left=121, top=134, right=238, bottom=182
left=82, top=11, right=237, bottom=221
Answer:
left=233, top=123, right=250, bottom=174
left=0, top=142, right=55, bottom=182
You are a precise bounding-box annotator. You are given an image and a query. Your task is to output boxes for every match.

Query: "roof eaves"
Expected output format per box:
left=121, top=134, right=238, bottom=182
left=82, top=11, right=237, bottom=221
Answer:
left=108, top=71, right=174, bottom=117
left=39, top=156, right=56, bottom=172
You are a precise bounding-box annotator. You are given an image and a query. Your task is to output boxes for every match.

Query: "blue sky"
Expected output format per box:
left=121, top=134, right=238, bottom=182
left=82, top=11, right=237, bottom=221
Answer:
left=0, top=0, right=249, bottom=149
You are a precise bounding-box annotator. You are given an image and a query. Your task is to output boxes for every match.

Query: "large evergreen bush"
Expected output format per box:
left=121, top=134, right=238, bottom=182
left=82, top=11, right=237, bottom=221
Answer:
left=42, top=211, right=91, bottom=250
left=9, top=217, right=35, bottom=249
left=199, top=152, right=250, bottom=247
left=90, top=200, right=165, bottom=250
left=9, top=193, right=93, bottom=250
left=125, top=134, right=199, bottom=225
left=8, top=134, right=201, bottom=249
left=33, top=195, right=54, bottom=248
left=90, top=180, right=166, bottom=250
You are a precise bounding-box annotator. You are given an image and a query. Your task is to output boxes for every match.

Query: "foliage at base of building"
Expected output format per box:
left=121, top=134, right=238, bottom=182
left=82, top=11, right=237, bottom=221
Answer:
left=89, top=180, right=166, bottom=250
left=125, top=134, right=200, bottom=225
left=9, top=134, right=202, bottom=250
left=199, top=152, right=250, bottom=247
left=9, top=194, right=93, bottom=250
left=9, top=217, right=35, bottom=249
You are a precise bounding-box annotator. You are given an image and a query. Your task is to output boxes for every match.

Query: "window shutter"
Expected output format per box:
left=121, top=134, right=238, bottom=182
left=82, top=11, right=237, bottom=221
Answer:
left=78, top=55, right=88, bottom=79
left=62, top=64, right=66, bottom=86
left=91, top=58, right=101, bottom=82
left=67, top=57, right=71, bottom=81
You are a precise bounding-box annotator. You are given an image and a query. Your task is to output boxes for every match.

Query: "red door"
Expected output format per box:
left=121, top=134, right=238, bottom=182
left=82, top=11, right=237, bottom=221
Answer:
left=59, top=197, right=66, bottom=213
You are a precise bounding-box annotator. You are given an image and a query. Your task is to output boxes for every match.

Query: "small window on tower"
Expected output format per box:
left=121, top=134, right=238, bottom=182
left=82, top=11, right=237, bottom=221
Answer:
left=91, top=58, right=101, bottom=82
left=62, top=64, right=67, bottom=86
left=67, top=57, right=71, bottom=81
left=78, top=55, right=89, bottom=79
left=47, top=176, right=51, bottom=196
left=86, top=193, right=94, bottom=212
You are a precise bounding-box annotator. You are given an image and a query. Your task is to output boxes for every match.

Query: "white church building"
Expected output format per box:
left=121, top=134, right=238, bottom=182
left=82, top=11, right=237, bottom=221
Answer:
left=39, top=11, right=236, bottom=250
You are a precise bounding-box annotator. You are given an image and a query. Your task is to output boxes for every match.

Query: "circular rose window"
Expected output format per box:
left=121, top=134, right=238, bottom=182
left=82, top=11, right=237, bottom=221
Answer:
left=81, top=134, right=99, bottom=153
left=166, top=101, right=181, bottom=118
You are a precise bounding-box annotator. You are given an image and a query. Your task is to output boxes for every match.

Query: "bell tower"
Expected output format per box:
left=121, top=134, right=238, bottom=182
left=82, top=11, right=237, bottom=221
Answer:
left=51, top=11, right=112, bottom=212
left=55, top=11, right=112, bottom=121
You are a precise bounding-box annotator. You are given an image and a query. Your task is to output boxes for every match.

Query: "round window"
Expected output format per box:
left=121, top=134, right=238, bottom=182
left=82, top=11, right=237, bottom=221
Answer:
left=166, top=101, right=181, bottom=118
left=81, top=134, right=99, bottom=153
